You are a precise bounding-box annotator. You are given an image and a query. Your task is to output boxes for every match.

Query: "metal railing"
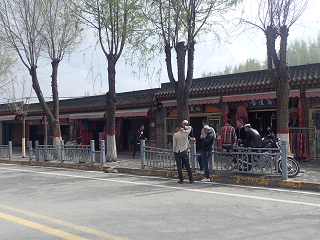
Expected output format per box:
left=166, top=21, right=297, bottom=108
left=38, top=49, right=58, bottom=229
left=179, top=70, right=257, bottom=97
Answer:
left=141, top=140, right=177, bottom=170
left=141, top=140, right=289, bottom=179
left=0, top=141, right=12, bottom=160
left=29, top=140, right=105, bottom=165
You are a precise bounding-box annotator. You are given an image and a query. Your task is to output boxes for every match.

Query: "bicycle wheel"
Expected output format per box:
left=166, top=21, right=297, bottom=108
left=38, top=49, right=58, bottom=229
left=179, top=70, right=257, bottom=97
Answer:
left=278, top=158, right=300, bottom=178
left=221, top=154, right=237, bottom=170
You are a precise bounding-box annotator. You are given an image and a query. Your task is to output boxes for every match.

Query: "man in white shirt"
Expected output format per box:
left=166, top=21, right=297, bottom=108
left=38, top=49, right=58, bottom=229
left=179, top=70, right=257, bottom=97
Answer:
left=173, top=124, right=194, bottom=184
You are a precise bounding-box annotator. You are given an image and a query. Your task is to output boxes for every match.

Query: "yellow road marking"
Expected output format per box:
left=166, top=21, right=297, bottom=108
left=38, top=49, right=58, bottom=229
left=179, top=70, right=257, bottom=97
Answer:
left=0, top=212, right=88, bottom=240
left=0, top=203, right=129, bottom=240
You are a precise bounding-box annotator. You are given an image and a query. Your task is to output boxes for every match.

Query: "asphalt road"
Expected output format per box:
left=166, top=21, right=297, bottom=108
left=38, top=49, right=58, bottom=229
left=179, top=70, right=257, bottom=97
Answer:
left=0, top=163, right=319, bottom=240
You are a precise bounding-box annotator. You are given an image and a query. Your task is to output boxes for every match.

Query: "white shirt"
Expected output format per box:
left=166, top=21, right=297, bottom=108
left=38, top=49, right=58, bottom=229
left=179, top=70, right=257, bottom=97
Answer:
left=173, top=126, right=191, bottom=153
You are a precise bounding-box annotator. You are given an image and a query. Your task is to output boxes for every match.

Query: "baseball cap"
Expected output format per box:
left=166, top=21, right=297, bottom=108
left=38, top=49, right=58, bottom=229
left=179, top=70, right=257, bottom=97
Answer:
left=203, top=125, right=210, bottom=130
left=244, top=124, right=251, bottom=128
left=182, top=120, right=188, bottom=124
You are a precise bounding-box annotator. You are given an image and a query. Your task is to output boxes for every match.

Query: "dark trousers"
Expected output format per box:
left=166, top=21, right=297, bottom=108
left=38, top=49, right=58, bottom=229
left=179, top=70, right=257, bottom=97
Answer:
left=132, top=144, right=140, bottom=156
left=175, top=151, right=193, bottom=182
left=201, top=150, right=212, bottom=179
left=197, top=155, right=204, bottom=171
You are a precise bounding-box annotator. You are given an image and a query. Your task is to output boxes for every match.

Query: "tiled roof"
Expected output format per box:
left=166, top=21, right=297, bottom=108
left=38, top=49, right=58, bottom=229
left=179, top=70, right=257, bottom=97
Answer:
left=155, top=63, right=320, bottom=99
left=0, top=88, right=158, bottom=116
left=1, top=62, right=320, bottom=116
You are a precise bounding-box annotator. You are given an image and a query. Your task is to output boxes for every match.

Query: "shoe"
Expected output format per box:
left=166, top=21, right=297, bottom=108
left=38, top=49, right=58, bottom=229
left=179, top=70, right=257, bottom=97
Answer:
left=189, top=180, right=194, bottom=183
left=199, top=170, right=204, bottom=174
left=201, top=178, right=210, bottom=182
left=177, top=181, right=183, bottom=184
left=132, top=155, right=135, bottom=159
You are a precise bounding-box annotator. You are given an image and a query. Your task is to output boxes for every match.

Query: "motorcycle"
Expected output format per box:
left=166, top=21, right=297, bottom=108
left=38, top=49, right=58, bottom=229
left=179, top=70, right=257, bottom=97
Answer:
left=262, top=127, right=300, bottom=177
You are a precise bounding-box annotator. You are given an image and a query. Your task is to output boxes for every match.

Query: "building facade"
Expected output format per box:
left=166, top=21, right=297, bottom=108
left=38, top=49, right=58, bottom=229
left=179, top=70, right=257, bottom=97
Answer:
left=1, top=63, right=320, bottom=159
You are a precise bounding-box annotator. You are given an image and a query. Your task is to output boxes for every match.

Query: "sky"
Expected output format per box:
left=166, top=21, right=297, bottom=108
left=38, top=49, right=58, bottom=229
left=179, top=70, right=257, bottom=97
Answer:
left=4, top=0, right=320, bottom=104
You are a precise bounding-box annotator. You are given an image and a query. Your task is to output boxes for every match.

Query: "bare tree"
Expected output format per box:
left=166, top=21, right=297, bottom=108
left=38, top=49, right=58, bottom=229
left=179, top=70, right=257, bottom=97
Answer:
left=242, top=0, right=308, bottom=147
left=0, top=47, right=16, bottom=93
left=7, top=80, right=32, bottom=158
left=0, top=0, right=83, bottom=146
left=40, top=0, right=83, bottom=145
left=145, top=0, right=239, bottom=123
left=72, top=0, right=147, bottom=161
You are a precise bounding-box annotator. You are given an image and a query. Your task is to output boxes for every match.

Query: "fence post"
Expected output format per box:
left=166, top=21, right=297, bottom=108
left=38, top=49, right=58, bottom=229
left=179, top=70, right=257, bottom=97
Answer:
left=35, top=140, right=39, bottom=161
left=141, top=139, right=145, bottom=169
left=209, top=150, right=214, bottom=174
left=60, top=140, right=65, bottom=163
left=100, top=140, right=105, bottom=166
left=281, top=141, right=287, bottom=180
left=90, top=140, right=95, bottom=165
left=191, top=141, right=196, bottom=172
left=29, top=141, right=33, bottom=161
left=8, top=141, right=12, bottom=160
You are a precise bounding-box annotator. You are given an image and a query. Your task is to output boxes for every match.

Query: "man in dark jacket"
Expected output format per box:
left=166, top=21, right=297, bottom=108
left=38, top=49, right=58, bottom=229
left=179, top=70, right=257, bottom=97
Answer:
left=200, top=125, right=215, bottom=182
left=132, top=124, right=146, bottom=159
left=244, top=124, right=262, bottom=148
left=236, top=119, right=246, bottom=144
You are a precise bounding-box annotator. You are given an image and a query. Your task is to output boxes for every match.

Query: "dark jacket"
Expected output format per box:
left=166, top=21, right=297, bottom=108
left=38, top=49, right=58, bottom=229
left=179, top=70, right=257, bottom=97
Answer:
left=135, top=129, right=145, bottom=145
left=201, top=131, right=215, bottom=152
left=245, top=128, right=262, bottom=148
left=236, top=127, right=246, bottom=141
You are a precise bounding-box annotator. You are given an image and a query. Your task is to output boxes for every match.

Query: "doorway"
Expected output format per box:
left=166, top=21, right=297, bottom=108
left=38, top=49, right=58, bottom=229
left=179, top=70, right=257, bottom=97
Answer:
left=248, top=110, right=277, bottom=137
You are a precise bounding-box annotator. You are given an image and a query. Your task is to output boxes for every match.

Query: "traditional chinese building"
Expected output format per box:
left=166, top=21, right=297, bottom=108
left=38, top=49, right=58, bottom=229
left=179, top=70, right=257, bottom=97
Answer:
left=0, top=62, right=320, bottom=159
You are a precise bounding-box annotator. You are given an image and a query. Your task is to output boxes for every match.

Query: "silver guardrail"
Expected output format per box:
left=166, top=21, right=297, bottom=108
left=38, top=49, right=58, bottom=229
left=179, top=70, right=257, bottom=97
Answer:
left=141, top=140, right=289, bottom=179
left=29, top=140, right=105, bottom=165
left=141, top=140, right=177, bottom=170
left=0, top=141, right=12, bottom=160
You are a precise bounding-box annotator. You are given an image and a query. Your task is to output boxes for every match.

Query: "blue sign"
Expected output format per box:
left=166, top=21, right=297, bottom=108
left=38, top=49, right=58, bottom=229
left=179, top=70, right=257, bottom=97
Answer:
left=249, top=98, right=276, bottom=108
left=189, top=105, right=202, bottom=113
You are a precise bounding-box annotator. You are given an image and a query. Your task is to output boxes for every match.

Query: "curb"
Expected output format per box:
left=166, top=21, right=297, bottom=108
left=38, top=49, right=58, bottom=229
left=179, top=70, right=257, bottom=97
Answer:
left=0, top=159, right=105, bottom=171
left=113, top=167, right=320, bottom=191
left=1, top=159, right=320, bottom=191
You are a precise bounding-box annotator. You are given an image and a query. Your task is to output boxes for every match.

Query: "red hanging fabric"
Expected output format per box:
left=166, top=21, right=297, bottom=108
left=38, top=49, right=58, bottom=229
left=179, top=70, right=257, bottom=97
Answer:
left=223, top=103, right=229, bottom=126
left=297, top=94, right=305, bottom=127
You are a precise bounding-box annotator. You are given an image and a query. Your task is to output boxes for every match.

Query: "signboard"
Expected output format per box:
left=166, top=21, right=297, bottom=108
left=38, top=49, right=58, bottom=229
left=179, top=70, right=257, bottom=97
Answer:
left=249, top=98, right=276, bottom=108
left=189, top=105, right=202, bottom=113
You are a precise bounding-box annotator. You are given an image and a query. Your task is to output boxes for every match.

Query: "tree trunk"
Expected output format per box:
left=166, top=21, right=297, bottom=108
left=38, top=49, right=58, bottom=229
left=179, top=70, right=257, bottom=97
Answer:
left=22, top=114, right=26, bottom=158
left=266, top=25, right=290, bottom=149
left=51, top=60, right=61, bottom=145
left=106, top=56, right=117, bottom=162
left=30, top=66, right=60, bottom=146
left=165, top=41, right=195, bottom=125
left=175, top=42, right=189, bottom=124
left=276, top=26, right=290, bottom=149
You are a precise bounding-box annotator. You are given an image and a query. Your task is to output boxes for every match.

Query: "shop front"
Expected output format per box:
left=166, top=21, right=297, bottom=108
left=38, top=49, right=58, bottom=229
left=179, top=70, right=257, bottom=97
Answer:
left=163, top=97, right=222, bottom=150
left=307, top=89, right=320, bottom=158
left=69, top=108, right=156, bottom=151
left=222, top=90, right=301, bottom=137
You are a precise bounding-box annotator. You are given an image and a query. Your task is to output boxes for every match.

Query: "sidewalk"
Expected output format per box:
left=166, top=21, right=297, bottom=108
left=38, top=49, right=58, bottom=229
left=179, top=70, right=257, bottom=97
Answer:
left=1, top=148, right=320, bottom=191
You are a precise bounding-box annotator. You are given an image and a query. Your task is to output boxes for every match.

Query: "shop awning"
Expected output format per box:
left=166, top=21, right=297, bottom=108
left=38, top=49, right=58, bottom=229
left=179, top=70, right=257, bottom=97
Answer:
left=61, top=109, right=150, bottom=119
left=115, top=108, right=149, bottom=117
left=162, top=97, right=220, bottom=107
left=290, top=90, right=300, bottom=98
left=69, top=112, right=105, bottom=119
left=305, top=89, right=320, bottom=98
left=27, top=114, right=71, bottom=120
left=223, top=92, right=277, bottom=102
left=222, top=90, right=300, bottom=102
left=0, top=115, right=15, bottom=121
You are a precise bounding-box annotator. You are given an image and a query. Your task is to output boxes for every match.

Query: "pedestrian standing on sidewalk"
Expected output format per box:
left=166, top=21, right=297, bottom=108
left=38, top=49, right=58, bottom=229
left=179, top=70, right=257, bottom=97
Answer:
left=173, top=124, right=194, bottom=184
left=221, top=119, right=237, bottom=151
left=198, top=119, right=216, bottom=174
left=200, top=125, right=215, bottom=182
left=132, top=124, right=147, bottom=159
left=182, top=120, right=196, bottom=142
left=236, top=119, right=246, bottom=145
